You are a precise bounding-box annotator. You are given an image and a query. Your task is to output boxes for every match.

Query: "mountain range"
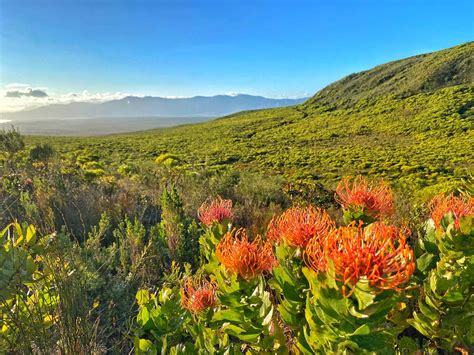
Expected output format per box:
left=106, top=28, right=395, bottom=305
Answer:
left=1, top=94, right=307, bottom=121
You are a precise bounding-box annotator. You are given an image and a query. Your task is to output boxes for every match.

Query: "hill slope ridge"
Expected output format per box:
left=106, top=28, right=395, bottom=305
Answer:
left=306, top=41, right=473, bottom=108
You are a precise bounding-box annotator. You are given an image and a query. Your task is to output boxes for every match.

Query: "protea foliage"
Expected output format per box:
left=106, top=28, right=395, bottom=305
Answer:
left=410, top=193, right=474, bottom=352
left=131, top=178, right=474, bottom=354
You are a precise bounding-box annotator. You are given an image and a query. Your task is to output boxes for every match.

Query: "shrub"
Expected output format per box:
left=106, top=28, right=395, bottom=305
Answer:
left=410, top=193, right=473, bottom=352
left=132, top=177, right=473, bottom=353
left=29, top=143, right=56, bottom=163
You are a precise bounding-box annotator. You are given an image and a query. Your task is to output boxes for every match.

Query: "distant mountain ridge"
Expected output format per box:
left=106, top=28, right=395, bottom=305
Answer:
left=1, top=94, right=307, bottom=121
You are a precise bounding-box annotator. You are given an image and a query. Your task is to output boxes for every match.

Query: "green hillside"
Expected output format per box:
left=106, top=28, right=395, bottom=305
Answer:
left=31, top=42, right=474, bottom=197
left=306, top=41, right=473, bottom=107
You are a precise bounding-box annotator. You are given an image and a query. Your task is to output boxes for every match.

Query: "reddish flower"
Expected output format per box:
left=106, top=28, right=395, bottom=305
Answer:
left=216, top=228, right=277, bottom=280
left=180, top=278, right=217, bottom=313
left=335, top=176, right=394, bottom=218
left=198, top=196, right=233, bottom=226
left=428, top=193, right=474, bottom=230
left=306, top=222, right=415, bottom=295
left=267, top=206, right=335, bottom=248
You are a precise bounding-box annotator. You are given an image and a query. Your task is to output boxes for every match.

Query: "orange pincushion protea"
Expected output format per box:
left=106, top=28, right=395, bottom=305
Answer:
left=428, top=193, right=474, bottom=230
left=180, top=278, right=217, bottom=313
left=198, top=196, right=233, bottom=226
left=267, top=206, right=335, bottom=248
left=306, top=222, right=414, bottom=295
left=304, top=235, right=327, bottom=273
left=335, top=176, right=394, bottom=218
left=216, top=228, right=277, bottom=280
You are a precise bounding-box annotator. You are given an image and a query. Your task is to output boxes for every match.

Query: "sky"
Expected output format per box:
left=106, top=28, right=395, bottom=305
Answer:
left=0, top=0, right=473, bottom=112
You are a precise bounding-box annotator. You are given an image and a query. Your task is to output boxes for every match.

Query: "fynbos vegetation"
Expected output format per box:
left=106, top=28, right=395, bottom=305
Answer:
left=1, top=42, right=473, bottom=353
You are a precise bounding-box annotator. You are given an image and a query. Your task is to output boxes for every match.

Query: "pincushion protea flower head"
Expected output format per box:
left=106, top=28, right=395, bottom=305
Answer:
left=216, top=228, right=277, bottom=280
left=306, top=222, right=415, bottom=296
left=428, top=193, right=474, bottom=230
left=180, top=278, right=217, bottom=314
left=267, top=206, right=335, bottom=248
left=198, top=196, right=233, bottom=226
left=335, top=176, right=394, bottom=218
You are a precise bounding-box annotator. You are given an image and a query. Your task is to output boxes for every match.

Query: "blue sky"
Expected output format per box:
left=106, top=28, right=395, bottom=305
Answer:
left=1, top=0, right=473, bottom=102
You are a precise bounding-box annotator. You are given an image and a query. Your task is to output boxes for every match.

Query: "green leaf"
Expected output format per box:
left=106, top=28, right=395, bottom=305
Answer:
left=262, top=306, right=273, bottom=326
left=418, top=299, right=439, bottom=321
left=440, top=213, right=455, bottom=231
left=25, top=225, right=36, bottom=245
left=278, top=300, right=303, bottom=326
left=222, top=324, right=261, bottom=343
left=25, top=255, right=36, bottom=274
left=212, top=309, right=245, bottom=323
left=222, top=324, right=246, bottom=335
left=14, top=223, right=24, bottom=246
left=408, top=312, right=434, bottom=338
left=398, top=336, right=419, bottom=353
left=350, top=331, right=394, bottom=352
left=158, top=287, right=173, bottom=303
left=272, top=265, right=302, bottom=302
left=136, top=289, right=151, bottom=306
left=137, top=306, right=151, bottom=327
left=134, top=338, right=156, bottom=354
left=353, top=281, right=376, bottom=309
left=416, top=252, right=438, bottom=273
left=351, top=324, right=370, bottom=336
left=459, top=216, right=474, bottom=236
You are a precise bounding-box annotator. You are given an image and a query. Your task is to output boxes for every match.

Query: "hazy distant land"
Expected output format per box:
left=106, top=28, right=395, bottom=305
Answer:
left=0, top=94, right=307, bottom=135
left=0, top=116, right=213, bottom=136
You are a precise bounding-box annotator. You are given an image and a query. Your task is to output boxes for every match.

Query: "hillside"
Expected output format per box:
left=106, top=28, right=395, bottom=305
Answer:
left=305, top=41, right=473, bottom=108
left=31, top=42, right=474, bottom=197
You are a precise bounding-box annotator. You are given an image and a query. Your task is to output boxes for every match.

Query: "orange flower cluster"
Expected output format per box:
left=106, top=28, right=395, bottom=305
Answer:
left=335, top=176, right=394, bottom=218
left=428, top=193, right=474, bottom=230
left=305, top=222, right=415, bottom=294
left=267, top=206, right=335, bottom=248
left=180, top=278, right=217, bottom=313
left=216, top=229, right=277, bottom=280
left=198, top=196, right=233, bottom=226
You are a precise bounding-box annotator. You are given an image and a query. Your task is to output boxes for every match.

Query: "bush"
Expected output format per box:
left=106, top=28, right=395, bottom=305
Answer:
left=133, top=179, right=473, bottom=353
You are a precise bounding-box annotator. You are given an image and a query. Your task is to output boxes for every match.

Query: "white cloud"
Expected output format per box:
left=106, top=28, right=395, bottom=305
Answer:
left=0, top=84, right=131, bottom=113
left=5, top=83, right=32, bottom=89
